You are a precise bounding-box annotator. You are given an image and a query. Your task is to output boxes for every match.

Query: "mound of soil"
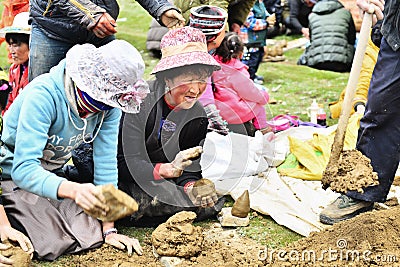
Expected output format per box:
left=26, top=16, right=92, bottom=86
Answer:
left=35, top=206, right=400, bottom=266
left=1, top=240, right=31, bottom=267
left=42, top=223, right=264, bottom=267
left=267, top=206, right=400, bottom=266
left=152, top=211, right=203, bottom=258
left=323, top=150, right=379, bottom=194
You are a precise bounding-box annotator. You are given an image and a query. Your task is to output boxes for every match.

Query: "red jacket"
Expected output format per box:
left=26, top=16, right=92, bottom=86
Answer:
left=2, top=62, right=28, bottom=115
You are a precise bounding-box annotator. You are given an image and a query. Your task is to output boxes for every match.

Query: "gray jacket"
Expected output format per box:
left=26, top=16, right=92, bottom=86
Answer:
left=30, top=0, right=177, bottom=43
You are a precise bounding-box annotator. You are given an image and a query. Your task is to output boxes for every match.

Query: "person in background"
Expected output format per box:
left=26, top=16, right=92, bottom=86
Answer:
left=28, top=0, right=185, bottom=81
left=118, top=27, right=223, bottom=227
left=240, top=0, right=270, bottom=84
left=0, top=40, right=149, bottom=259
left=286, top=0, right=315, bottom=37
left=213, top=32, right=270, bottom=136
left=264, top=0, right=286, bottom=37
left=0, top=12, right=30, bottom=115
left=297, top=0, right=356, bottom=72
left=174, top=0, right=256, bottom=33
left=189, top=5, right=230, bottom=135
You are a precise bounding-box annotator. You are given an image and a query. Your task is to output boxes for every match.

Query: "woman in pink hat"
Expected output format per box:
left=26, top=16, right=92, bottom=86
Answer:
left=118, top=26, right=225, bottom=227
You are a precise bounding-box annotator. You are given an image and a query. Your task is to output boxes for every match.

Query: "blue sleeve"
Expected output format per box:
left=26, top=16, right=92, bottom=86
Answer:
left=11, top=89, right=67, bottom=200
left=92, top=108, right=121, bottom=188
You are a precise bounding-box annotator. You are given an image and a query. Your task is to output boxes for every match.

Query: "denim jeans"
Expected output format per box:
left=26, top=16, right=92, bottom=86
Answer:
left=29, top=22, right=115, bottom=81
left=347, top=37, right=400, bottom=203
left=242, top=46, right=264, bottom=80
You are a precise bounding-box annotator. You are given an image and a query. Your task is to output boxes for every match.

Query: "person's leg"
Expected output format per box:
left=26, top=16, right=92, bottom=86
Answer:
left=28, top=22, right=73, bottom=81
left=348, top=37, right=400, bottom=203
left=320, top=38, right=400, bottom=224
left=2, top=180, right=102, bottom=260
left=242, top=47, right=258, bottom=80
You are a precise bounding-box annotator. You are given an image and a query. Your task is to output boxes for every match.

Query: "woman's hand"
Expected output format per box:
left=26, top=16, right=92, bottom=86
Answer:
left=0, top=225, right=34, bottom=256
left=186, top=179, right=218, bottom=208
left=159, top=146, right=203, bottom=178
left=58, top=181, right=108, bottom=217
left=104, top=232, right=143, bottom=256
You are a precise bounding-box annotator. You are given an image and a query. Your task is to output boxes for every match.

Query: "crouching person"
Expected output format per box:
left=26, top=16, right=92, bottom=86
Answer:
left=118, top=27, right=224, bottom=227
left=0, top=40, right=148, bottom=260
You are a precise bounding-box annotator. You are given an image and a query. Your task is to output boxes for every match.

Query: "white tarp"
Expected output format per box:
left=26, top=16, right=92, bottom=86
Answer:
left=200, top=126, right=341, bottom=236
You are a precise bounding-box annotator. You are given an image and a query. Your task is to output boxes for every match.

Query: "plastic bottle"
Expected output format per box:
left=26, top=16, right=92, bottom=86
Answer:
left=317, top=107, right=327, bottom=126
left=307, top=99, right=319, bottom=124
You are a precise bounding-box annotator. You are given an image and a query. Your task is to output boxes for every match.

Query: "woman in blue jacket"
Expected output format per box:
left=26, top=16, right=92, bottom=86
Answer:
left=0, top=39, right=149, bottom=260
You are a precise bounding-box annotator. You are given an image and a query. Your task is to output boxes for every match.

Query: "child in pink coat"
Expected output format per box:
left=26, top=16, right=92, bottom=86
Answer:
left=212, top=32, right=269, bottom=136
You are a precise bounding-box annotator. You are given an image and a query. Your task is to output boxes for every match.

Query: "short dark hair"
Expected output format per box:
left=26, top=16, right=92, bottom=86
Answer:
left=5, top=33, right=29, bottom=46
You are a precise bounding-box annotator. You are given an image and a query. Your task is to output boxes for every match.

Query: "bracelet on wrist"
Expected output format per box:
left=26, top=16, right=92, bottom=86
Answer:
left=103, top=227, right=118, bottom=239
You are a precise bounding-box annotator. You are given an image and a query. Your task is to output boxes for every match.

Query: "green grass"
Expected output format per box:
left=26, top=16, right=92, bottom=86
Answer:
left=17, top=0, right=352, bottom=264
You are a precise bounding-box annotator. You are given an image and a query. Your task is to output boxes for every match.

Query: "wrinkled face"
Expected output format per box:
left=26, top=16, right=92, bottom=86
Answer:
left=164, top=73, right=208, bottom=110
left=8, top=41, right=29, bottom=65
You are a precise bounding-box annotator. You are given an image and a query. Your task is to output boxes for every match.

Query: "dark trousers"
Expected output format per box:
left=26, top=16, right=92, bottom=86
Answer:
left=347, top=37, right=400, bottom=203
left=242, top=47, right=265, bottom=80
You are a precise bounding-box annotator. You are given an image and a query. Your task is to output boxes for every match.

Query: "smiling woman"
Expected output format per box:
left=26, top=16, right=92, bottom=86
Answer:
left=117, top=26, right=225, bottom=228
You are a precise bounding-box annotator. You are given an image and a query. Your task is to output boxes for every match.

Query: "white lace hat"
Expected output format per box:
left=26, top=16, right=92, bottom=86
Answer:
left=65, top=40, right=150, bottom=114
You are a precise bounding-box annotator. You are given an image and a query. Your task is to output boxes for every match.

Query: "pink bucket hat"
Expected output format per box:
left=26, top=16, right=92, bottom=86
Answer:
left=65, top=40, right=150, bottom=114
left=151, top=26, right=221, bottom=74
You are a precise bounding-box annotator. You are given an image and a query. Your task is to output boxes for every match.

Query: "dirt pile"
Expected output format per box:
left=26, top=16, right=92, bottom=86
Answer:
left=267, top=206, right=400, bottom=266
left=152, top=211, right=203, bottom=258
left=34, top=206, right=400, bottom=266
left=45, top=223, right=264, bottom=267
left=0, top=240, right=31, bottom=267
left=322, top=149, right=379, bottom=194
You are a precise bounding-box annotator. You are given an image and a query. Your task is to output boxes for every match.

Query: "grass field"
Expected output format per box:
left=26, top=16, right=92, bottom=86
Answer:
left=2, top=0, right=351, bottom=265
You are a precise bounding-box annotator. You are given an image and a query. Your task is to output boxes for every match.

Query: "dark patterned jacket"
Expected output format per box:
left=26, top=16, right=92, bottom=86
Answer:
left=117, top=79, right=208, bottom=189
left=30, top=0, right=177, bottom=43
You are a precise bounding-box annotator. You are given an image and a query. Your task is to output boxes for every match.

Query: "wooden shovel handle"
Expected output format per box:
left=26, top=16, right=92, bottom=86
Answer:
left=327, top=13, right=373, bottom=167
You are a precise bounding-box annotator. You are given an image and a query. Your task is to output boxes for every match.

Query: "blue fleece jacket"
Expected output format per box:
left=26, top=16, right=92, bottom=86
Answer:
left=0, top=59, right=121, bottom=200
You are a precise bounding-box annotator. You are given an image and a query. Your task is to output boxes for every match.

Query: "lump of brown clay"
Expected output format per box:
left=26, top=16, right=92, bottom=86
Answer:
left=231, top=190, right=250, bottom=218
left=84, top=184, right=139, bottom=222
left=0, top=240, right=31, bottom=267
left=152, top=211, right=204, bottom=258
left=192, top=178, right=216, bottom=197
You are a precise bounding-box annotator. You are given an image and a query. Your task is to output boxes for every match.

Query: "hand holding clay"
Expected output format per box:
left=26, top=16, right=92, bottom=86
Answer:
left=170, top=146, right=203, bottom=177
left=83, top=184, right=139, bottom=222
left=73, top=183, right=109, bottom=218
left=187, top=178, right=218, bottom=208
